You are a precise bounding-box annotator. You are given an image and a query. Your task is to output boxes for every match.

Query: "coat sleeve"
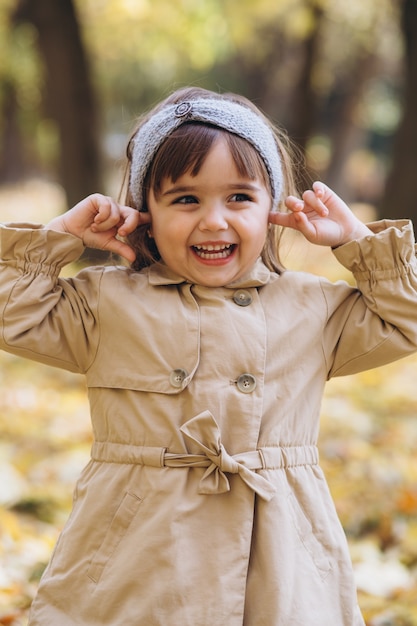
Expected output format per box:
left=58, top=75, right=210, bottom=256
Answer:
left=0, top=223, right=103, bottom=373
left=322, top=219, right=417, bottom=378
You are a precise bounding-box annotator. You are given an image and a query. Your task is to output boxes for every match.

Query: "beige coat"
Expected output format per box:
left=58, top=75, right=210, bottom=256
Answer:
left=1, top=220, right=417, bottom=626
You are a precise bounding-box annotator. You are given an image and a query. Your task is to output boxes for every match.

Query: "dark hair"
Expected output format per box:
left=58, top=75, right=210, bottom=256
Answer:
left=121, top=86, right=301, bottom=273
left=147, top=123, right=271, bottom=201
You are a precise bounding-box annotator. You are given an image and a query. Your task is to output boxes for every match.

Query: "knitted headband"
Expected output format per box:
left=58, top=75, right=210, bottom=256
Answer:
left=129, top=98, right=283, bottom=211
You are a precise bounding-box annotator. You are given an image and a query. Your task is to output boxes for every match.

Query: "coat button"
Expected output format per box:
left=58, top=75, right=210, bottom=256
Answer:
left=236, top=373, right=257, bottom=393
left=233, top=289, right=253, bottom=307
left=169, top=368, right=188, bottom=388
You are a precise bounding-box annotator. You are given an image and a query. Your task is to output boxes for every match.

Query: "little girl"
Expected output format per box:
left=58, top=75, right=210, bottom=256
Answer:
left=1, top=86, right=417, bottom=626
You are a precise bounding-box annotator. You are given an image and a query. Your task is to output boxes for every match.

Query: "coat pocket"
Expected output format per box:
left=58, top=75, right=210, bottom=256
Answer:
left=88, top=491, right=142, bottom=583
left=287, top=492, right=332, bottom=580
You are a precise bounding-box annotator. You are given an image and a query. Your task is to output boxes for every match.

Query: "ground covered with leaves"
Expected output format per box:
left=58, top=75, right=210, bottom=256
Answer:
left=0, top=182, right=417, bottom=624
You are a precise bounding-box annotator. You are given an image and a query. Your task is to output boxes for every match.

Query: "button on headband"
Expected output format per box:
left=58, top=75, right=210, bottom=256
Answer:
left=174, top=102, right=193, bottom=118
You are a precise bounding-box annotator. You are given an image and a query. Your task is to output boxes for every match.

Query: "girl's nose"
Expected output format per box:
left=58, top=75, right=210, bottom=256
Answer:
left=199, top=204, right=228, bottom=231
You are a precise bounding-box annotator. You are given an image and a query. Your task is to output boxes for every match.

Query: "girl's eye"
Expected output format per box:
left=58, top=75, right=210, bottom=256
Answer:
left=230, top=193, right=252, bottom=203
left=175, top=195, right=198, bottom=205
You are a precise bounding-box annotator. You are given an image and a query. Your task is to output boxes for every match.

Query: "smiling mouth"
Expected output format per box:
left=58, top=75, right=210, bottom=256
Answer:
left=192, top=244, right=236, bottom=260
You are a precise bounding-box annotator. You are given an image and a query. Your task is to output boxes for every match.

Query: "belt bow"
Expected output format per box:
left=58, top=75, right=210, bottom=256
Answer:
left=180, top=411, right=276, bottom=501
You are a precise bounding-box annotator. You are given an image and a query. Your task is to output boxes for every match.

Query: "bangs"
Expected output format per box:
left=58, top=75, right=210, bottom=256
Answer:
left=146, top=123, right=271, bottom=200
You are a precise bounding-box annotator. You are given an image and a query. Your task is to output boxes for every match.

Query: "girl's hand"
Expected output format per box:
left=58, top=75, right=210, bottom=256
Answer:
left=45, top=194, right=151, bottom=262
left=269, top=182, right=373, bottom=247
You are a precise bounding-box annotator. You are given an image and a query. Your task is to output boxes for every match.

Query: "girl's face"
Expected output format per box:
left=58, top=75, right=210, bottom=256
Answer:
left=147, top=136, right=272, bottom=287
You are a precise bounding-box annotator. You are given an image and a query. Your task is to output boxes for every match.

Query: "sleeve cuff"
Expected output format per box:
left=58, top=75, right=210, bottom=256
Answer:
left=332, top=219, right=416, bottom=278
left=0, top=223, right=85, bottom=272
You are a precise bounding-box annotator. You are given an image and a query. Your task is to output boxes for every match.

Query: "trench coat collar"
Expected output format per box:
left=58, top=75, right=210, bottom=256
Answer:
left=147, top=258, right=273, bottom=289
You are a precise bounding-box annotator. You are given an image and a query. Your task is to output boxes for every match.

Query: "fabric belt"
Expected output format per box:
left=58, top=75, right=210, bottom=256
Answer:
left=91, top=410, right=319, bottom=502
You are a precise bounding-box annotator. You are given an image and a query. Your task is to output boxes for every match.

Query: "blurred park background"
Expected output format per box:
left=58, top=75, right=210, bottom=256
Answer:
left=0, top=0, right=417, bottom=624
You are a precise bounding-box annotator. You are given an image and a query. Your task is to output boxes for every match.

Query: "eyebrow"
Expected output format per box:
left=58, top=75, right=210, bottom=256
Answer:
left=161, top=183, right=262, bottom=197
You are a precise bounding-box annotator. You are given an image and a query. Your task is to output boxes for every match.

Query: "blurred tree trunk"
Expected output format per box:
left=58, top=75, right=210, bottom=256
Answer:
left=379, top=0, right=417, bottom=222
left=0, top=79, right=27, bottom=182
left=288, top=1, right=324, bottom=154
left=323, top=53, right=376, bottom=203
left=14, top=0, right=102, bottom=209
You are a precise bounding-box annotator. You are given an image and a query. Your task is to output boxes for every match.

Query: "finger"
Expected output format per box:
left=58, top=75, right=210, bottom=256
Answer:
left=311, top=182, right=350, bottom=214
left=268, top=210, right=313, bottom=235
left=284, top=196, right=305, bottom=213
left=103, top=236, right=137, bottom=263
left=312, top=181, right=326, bottom=199
left=92, top=198, right=122, bottom=230
left=117, top=207, right=151, bottom=237
left=268, top=211, right=294, bottom=227
left=302, top=190, right=329, bottom=217
left=89, top=195, right=114, bottom=222
left=289, top=210, right=320, bottom=240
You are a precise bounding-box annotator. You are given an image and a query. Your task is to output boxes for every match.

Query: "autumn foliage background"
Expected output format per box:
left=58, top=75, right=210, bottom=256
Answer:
left=1, top=0, right=417, bottom=624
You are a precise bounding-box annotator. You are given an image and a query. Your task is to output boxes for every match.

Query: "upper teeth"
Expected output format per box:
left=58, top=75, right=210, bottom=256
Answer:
left=194, top=244, right=232, bottom=251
